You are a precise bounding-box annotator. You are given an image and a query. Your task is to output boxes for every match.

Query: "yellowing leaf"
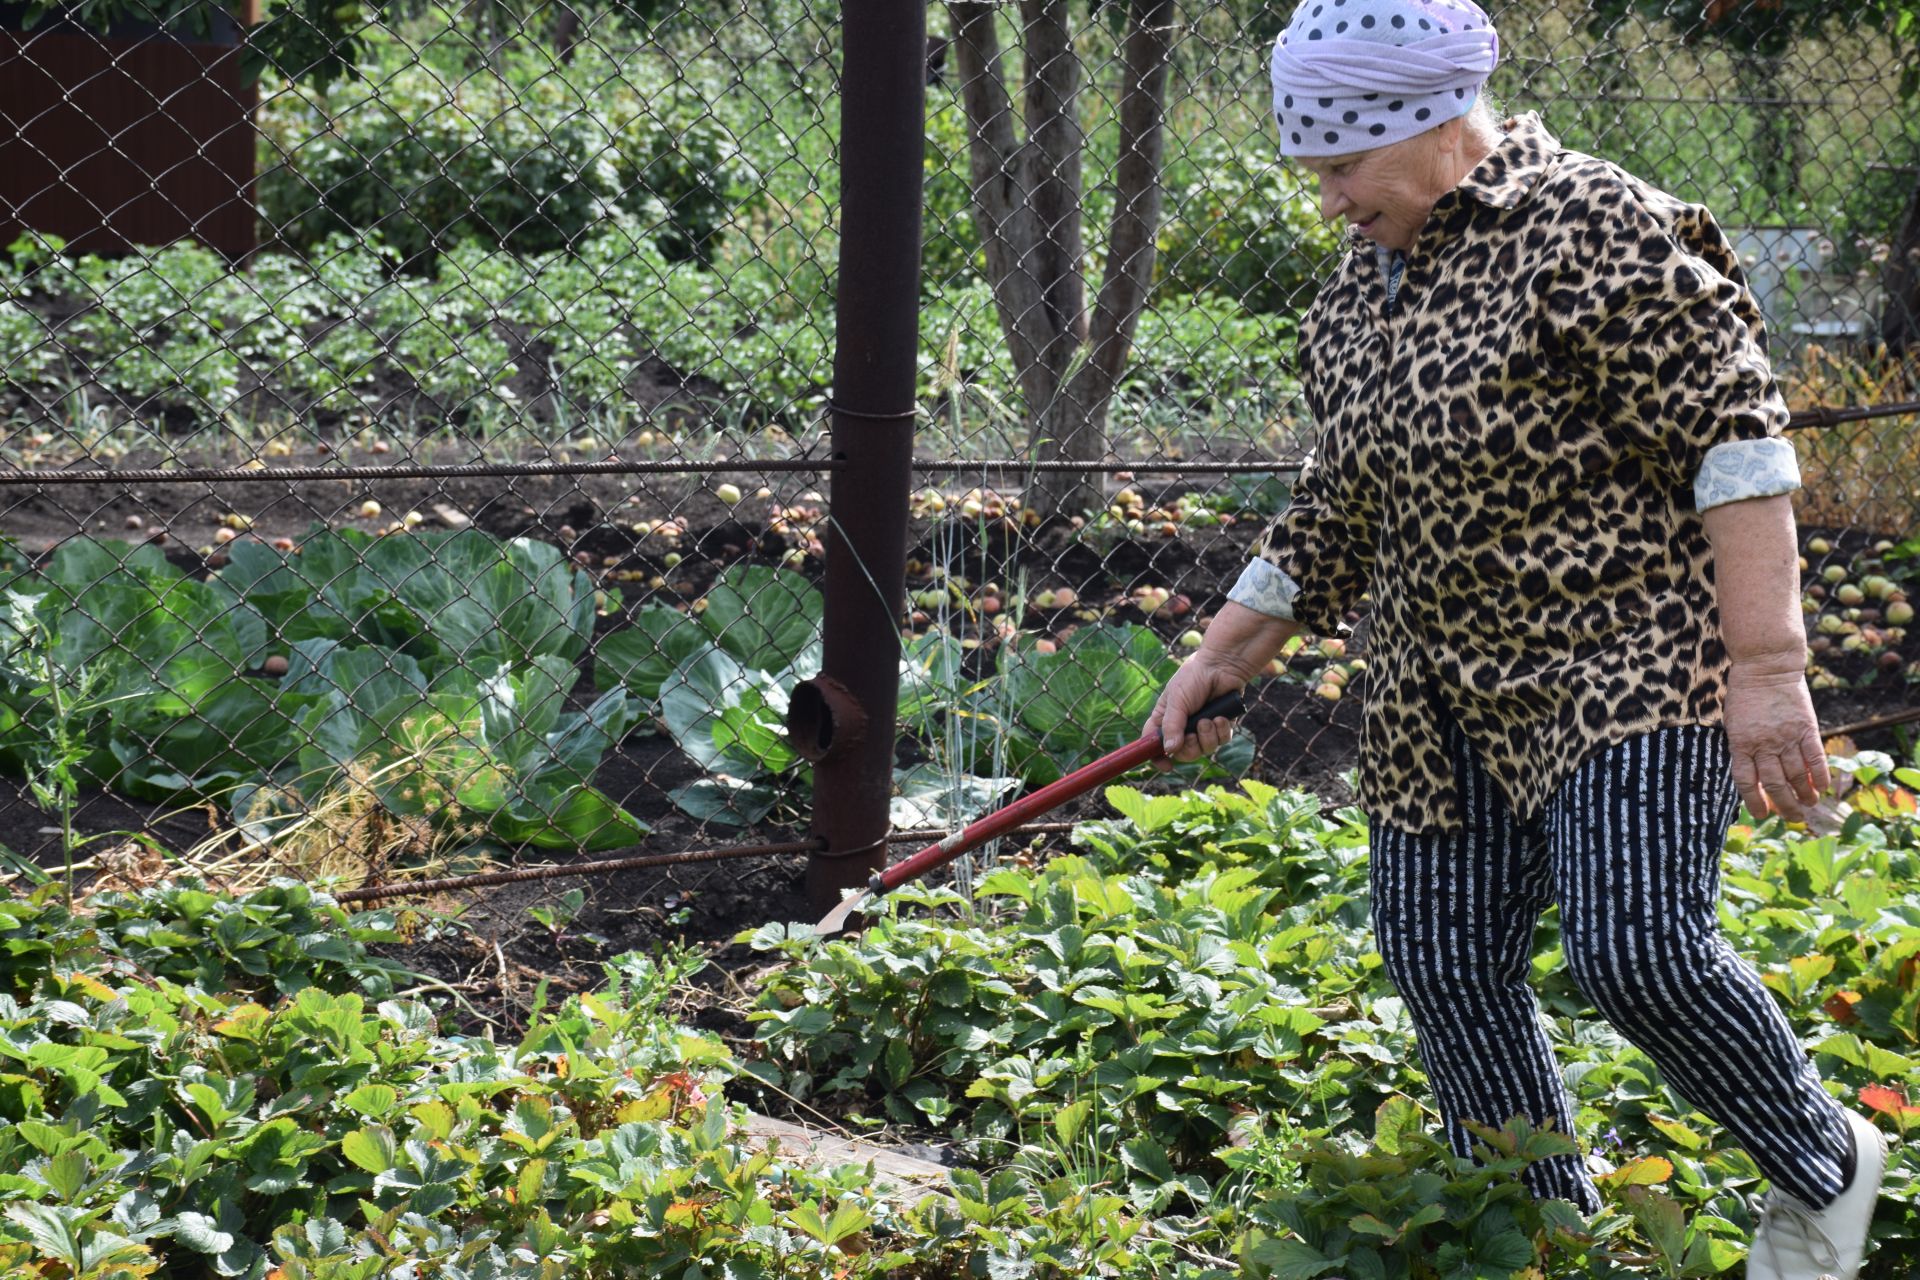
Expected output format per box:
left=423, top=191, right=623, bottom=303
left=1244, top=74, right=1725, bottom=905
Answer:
left=340, top=1126, right=396, bottom=1174
left=1053, top=1097, right=1092, bottom=1147
left=1373, top=1094, right=1421, bottom=1156
left=211, top=1004, right=272, bottom=1039
left=410, top=1100, right=455, bottom=1141
left=1645, top=1115, right=1708, bottom=1152
left=1597, top=1155, right=1672, bottom=1189
left=615, top=1089, right=676, bottom=1124
left=517, top=1157, right=548, bottom=1207
left=342, top=1084, right=398, bottom=1118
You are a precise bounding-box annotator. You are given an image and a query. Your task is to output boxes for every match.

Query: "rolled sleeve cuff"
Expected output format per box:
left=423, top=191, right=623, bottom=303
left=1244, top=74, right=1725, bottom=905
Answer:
left=1693, top=436, right=1801, bottom=512
left=1228, top=557, right=1302, bottom=620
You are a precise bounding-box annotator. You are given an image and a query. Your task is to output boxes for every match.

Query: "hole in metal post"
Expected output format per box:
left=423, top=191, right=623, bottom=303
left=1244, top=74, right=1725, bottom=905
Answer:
left=787, top=676, right=865, bottom=763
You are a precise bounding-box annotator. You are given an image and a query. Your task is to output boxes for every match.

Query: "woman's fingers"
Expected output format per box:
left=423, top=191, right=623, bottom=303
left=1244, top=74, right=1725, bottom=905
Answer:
left=1798, top=728, right=1831, bottom=803
left=1191, top=714, right=1231, bottom=760
left=1752, top=748, right=1805, bottom=824
left=1730, top=746, right=1764, bottom=820
left=1160, top=714, right=1232, bottom=766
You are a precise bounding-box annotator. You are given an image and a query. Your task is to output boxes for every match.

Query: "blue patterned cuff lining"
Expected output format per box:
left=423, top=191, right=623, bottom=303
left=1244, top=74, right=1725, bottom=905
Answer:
left=1694, top=436, right=1801, bottom=512
left=1228, top=557, right=1301, bottom=620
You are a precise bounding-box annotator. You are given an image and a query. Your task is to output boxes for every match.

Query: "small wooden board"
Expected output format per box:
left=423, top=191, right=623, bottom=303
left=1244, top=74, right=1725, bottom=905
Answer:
left=740, top=1112, right=953, bottom=1199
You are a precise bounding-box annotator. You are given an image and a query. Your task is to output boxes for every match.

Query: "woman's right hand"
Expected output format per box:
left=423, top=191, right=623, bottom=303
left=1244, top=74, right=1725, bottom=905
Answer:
left=1144, top=654, right=1250, bottom=772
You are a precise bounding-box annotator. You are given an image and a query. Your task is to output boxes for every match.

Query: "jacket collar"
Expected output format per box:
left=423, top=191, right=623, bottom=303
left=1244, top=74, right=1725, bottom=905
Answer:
left=1454, top=111, right=1560, bottom=211
left=1343, top=111, right=1562, bottom=261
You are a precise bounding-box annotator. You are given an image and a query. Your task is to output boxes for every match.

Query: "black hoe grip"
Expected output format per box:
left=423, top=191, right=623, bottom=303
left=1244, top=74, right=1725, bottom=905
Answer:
left=1191, top=689, right=1247, bottom=723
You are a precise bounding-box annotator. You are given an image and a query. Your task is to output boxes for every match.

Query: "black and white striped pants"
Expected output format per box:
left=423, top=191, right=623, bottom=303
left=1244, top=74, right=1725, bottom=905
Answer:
left=1367, top=705, right=1852, bottom=1214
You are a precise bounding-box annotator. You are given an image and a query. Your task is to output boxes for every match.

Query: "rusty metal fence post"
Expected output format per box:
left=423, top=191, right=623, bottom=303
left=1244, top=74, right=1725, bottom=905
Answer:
left=795, top=0, right=925, bottom=917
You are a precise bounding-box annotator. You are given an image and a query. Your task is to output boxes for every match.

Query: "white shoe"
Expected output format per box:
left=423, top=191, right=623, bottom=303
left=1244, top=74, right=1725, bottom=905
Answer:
left=1746, top=1110, right=1887, bottom=1280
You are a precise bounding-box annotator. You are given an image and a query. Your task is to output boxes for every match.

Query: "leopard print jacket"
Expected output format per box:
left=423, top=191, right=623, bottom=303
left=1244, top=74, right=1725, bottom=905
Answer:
left=1230, top=112, right=1802, bottom=834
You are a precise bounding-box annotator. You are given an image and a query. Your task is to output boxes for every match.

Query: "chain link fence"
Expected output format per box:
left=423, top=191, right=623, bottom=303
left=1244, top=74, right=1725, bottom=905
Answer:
left=1, top=0, right=1917, bottom=955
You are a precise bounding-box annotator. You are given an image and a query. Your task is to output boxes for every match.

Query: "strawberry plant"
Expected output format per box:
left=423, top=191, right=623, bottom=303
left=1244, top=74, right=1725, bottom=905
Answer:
left=0, top=877, right=412, bottom=1002
left=746, top=851, right=1405, bottom=1178
left=743, top=767, right=1920, bottom=1275
left=0, top=876, right=1189, bottom=1279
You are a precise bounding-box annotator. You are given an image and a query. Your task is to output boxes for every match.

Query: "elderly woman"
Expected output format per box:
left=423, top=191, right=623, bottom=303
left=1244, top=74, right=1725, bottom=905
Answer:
left=1144, top=1, right=1886, bottom=1275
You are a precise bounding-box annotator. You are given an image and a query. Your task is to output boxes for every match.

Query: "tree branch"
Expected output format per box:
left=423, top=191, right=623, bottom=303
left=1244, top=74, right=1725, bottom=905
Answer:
left=1880, top=168, right=1920, bottom=354
left=1080, top=0, right=1174, bottom=390
left=1016, top=0, right=1086, bottom=358
left=946, top=0, right=1054, bottom=383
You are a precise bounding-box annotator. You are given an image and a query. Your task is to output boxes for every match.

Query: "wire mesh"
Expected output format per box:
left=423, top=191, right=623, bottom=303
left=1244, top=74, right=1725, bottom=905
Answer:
left=0, top=0, right=1916, bottom=930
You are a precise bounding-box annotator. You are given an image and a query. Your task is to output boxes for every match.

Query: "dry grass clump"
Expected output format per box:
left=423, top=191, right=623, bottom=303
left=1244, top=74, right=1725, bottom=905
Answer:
left=185, top=719, right=498, bottom=894
left=1783, top=343, right=1920, bottom=533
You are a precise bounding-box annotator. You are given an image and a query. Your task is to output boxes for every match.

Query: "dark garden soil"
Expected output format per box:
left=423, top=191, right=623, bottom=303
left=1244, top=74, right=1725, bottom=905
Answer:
left=2, top=458, right=1917, bottom=1054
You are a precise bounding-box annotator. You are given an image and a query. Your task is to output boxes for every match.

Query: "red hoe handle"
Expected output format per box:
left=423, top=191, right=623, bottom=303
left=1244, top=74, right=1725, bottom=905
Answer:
left=813, top=687, right=1247, bottom=934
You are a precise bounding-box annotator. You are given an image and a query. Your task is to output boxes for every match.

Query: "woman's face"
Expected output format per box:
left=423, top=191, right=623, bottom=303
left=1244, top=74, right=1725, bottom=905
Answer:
left=1296, top=124, right=1457, bottom=252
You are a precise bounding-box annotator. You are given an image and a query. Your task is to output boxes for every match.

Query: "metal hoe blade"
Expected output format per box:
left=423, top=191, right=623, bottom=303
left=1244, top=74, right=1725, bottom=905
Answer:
left=813, top=885, right=873, bottom=938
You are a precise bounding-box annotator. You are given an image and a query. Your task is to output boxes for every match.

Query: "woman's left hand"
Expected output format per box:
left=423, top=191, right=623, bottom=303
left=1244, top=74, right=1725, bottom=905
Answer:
left=1722, top=657, right=1830, bottom=825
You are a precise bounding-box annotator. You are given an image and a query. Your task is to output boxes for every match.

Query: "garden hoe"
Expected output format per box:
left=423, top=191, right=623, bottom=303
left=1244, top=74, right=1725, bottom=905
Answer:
left=812, top=688, right=1247, bottom=936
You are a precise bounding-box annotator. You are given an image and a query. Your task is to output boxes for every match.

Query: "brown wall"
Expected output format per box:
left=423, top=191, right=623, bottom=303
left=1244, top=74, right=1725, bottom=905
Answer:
left=0, top=27, right=257, bottom=258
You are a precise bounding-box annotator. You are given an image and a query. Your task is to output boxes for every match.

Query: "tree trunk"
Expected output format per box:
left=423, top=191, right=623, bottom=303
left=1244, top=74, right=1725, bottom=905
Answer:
left=946, top=0, right=1176, bottom=518
left=552, top=2, right=581, bottom=64
left=1733, top=53, right=1799, bottom=216
left=1045, top=0, right=1175, bottom=518
left=1881, top=168, right=1920, bottom=355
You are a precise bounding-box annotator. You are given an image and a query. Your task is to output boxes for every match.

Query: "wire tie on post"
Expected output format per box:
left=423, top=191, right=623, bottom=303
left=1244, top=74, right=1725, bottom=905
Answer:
left=825, top=400, right=920, bottom=423
left=817, top=833, right=890, bottom=861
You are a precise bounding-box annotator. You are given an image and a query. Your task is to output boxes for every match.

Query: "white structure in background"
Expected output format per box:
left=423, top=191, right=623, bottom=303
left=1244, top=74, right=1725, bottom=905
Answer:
left=1729, top=226, right=1884, bottom=355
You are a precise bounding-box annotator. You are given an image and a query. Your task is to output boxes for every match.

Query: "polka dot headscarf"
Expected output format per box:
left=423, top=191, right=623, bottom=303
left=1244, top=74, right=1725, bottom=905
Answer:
left=1269, top=0, right=1499, bottom=156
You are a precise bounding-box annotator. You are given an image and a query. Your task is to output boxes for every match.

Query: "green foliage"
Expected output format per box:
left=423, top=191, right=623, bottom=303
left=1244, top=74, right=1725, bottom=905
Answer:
left=974, top=623, right=1255, bottom=786
left=747, top=835, right=1391, bottom=1177
left=597, top=565, right=821, bottom=826
left=1562, top=0, right=1920, bottom=241
left=602, top=567, right=1023, bottom=831
left=0, top=530, right=647, bottom=854
left=1078, top=778, right=1369, bottom=898
left=16, top=0, right=368, bottom=91
left=2, top=221, right=1299, bottom=442
left=745, top=771, right=1920, bottom=1276
left=0, top=874, right=1182, bottom=1278
left=923, top=97, right=986, bottom=288
left=1243, top=1106, right=1588, bottom=1280
left=1583, top=0, right=1918, bottom=77
left=257, top=34, right=754, bottom=265
left=1156, top=132, right=1343, bottom=315
left=0, top=877, right=411, bottom=1003
left=0, top=883, right=949, bottom=1277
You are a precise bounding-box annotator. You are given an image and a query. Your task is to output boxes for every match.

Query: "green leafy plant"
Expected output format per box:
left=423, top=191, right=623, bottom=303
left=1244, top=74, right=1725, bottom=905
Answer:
left=744, top=768, right=1920, bottom=1274
left=1155, top=131, right=1344, bottom=316
left=598, top=564, right=821, bottom=826
left=256, top=41, right=755, bottom=265
left=0, top=530, right=648, bottom=862
left=1242, top=1101, right=1645, bottom=1280
left=0, top=875, right=1143, bottom=1278
left=0, top=588, right=164, bottom=900
left=969, top=623, right=1255, bottom=786
left=746, top=851, right=1391, bottom=1178
left=0, top=876, right=414, bottom=1002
